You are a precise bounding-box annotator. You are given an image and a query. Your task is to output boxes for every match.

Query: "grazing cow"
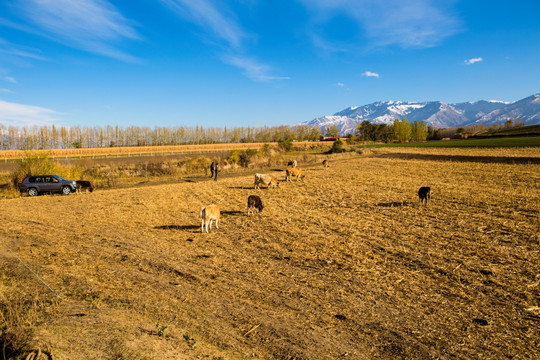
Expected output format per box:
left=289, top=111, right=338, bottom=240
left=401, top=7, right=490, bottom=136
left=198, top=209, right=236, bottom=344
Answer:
left=285, top=167, right=305, bottom=181
left=418, top=187, right=431, bottom=205
left=322, top=159, right=329, bottom=170
left=287, top=160, right=297, bottom=168
left=75, top=180, right=94, bottom=193
left=200, top=204, right=220, bottom=233
left=254, top=174, right=279, bottom=189
left=247, top=195, right=264, bottom=215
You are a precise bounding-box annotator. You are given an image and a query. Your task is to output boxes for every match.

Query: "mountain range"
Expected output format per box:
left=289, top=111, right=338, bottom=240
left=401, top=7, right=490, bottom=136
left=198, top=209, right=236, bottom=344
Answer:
left=299, top=94, right=540, bottom=135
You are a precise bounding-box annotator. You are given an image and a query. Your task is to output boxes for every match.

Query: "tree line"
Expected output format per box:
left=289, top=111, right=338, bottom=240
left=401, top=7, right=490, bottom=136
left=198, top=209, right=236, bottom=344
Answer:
left=0, top=124, right=323, bottom=151
left=324, top=119, right=434, bottom=143
left=2, top=117, right=504, bottom=151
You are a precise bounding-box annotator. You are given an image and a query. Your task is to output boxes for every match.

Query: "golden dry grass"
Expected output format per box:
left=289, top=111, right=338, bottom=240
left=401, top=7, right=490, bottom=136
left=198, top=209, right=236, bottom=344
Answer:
left=0, top=142, right=323, bottom=160
left=0, top=148, right=539, bottom=359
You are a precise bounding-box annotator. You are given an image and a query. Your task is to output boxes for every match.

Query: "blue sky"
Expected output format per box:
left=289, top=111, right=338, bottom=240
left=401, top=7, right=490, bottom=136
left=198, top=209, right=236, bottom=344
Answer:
left=0, top=0, right=539, bottom=128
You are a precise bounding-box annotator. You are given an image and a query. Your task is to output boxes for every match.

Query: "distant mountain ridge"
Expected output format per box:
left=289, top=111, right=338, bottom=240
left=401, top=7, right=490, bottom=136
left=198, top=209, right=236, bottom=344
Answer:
left=299, top=94, right=540, bottom=135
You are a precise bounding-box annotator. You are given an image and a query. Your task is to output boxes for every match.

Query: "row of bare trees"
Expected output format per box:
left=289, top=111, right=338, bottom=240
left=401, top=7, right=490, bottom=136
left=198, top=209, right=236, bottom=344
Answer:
left=2, top=118, right=518, bottom=151
left=0, top=123, right=324, bottom=151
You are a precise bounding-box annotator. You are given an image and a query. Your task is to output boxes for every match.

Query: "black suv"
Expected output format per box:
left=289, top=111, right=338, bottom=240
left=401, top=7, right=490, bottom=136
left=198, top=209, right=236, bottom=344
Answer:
left=19, top=175, right=77, bottom=196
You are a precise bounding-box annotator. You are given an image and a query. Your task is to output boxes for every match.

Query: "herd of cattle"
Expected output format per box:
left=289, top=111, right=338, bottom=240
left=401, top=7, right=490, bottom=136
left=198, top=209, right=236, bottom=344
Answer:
left=69, top=158, right=430, bottom=233
left=199, top=158, right=432, bottom=233
left=200, top=159, right=312, bottom=233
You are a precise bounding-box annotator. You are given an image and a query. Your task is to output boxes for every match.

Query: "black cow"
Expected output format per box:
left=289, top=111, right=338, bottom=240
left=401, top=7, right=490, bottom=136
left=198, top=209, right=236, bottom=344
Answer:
left=418, top=186, right=431, bottom=205
left=247, top=195, right=264, bottom=215
left=76, top=180, right=94, bottom=193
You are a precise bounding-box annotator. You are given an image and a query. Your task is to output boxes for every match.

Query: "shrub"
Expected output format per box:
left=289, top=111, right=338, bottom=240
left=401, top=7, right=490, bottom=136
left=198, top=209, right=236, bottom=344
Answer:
left=10, top=152, right=63, bottom=189
left=228, top=150, right=240, bottom=165
left=239, top=149, right=258, bottom=168
left=278, top=137, right=293, bottom=152
left=328, top=138, right=345, bottom=154
left=183, top=157, right=210, bottom=175
left=260, top=143, right=272, bottom=158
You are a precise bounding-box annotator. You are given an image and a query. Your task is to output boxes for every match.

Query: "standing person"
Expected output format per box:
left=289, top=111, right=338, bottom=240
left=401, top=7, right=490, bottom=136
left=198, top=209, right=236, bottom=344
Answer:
left=214, top=163, right=220, bottom=181
left=210, top=161, right=215, bottom=178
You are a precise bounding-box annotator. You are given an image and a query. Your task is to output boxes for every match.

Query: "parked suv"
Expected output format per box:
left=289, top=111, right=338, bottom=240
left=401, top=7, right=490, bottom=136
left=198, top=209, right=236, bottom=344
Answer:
left=19, top=175, right=77, bottom=196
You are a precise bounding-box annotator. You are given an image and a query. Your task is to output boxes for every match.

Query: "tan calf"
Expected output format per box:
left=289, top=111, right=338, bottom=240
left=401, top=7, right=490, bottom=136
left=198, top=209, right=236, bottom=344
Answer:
left=200, top=204, right=221, bottom=233
left=285, top=167, right=305, bottom=181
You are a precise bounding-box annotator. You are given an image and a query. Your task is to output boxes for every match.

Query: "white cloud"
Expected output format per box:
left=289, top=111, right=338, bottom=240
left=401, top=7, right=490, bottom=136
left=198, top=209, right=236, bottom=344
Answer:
left=222, top=55, right=290, bottom=83
left=0, top=99, right=61, bottom=126
left=297, top=0, right=461, bottom=49
left=337, top=82, right=345, bottom=87
left=11, top=0, right=140, bottom=61
left=362, top=71, right=380, bottom=78
left=464, top=57, right=483, bottom=65
left=0, top=88, right=14, bottom=93
left=4, top=76, right=17, bottom=84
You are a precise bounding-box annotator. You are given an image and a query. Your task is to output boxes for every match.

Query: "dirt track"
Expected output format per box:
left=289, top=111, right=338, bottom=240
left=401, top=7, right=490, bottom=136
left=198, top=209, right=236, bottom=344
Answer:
left=1, top=150, right=539, bottom=359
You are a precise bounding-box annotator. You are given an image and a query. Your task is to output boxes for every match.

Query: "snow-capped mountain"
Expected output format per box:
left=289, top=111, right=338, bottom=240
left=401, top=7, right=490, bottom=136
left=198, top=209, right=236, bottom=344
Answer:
left=300, top=94, right=540, bottom=135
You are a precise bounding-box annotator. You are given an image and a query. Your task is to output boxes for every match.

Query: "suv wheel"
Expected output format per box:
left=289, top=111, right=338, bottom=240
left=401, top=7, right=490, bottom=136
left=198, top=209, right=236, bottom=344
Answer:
left=62, top=186, right=71, bottom=195
left=27, top=188, right=38, bottom=197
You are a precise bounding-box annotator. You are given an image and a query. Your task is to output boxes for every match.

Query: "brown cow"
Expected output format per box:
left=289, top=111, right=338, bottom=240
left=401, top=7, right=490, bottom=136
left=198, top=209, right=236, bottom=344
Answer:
left=200, top=204, right=221, bottom=233
left=247, top=195, right=264, bottom=215
left=322, top=159, right=329, bottom=170
left=285, top=167, right=305, bottom=181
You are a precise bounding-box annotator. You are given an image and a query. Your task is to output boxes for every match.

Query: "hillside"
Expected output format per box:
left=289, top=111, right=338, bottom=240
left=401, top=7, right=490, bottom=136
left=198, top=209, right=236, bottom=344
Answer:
left=1, top=148, right=539, bottom=359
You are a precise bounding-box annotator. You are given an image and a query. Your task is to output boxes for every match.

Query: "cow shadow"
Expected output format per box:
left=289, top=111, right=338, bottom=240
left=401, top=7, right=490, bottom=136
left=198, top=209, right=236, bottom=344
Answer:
left=377, top=201, right=412, bottom=207
left=155, top=225, right=200, bottom=231
left=221, top=210, right=243, bottom=216
left=228, top=186, right=253, bottom=189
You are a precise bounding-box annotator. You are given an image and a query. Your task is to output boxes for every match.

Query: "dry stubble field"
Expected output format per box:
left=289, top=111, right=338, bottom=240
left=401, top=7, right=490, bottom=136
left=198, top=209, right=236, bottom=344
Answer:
left=1, top=147, right=539, bottom=359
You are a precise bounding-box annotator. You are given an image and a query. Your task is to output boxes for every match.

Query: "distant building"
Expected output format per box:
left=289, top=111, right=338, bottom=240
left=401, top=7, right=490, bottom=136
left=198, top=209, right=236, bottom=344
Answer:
left=322, top=136, right=348, bottom=141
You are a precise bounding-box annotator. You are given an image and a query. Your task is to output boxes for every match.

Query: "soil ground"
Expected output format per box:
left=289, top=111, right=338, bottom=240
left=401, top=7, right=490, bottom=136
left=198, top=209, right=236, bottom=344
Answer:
left=1, top=148, right=539, bottom=359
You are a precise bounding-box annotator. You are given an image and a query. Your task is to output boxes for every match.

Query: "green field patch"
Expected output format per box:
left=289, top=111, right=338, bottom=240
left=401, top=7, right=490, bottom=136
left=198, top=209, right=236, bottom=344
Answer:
left=363, top=136, right=540, bottom=148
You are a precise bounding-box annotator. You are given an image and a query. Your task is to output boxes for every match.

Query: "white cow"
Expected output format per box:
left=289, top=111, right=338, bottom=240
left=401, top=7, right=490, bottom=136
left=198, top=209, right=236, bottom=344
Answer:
left=254, top=174, right=279, bottom=189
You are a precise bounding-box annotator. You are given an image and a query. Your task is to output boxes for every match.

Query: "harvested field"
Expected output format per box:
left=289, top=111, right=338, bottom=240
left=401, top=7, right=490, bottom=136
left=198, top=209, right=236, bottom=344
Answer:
left=1, top=148, right=539, bottom=359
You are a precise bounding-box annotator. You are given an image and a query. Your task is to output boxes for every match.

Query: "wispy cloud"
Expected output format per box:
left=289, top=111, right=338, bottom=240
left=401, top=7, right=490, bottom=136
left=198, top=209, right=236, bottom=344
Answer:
left=362, top=71, right=380, bottom=78
left=0, top=38, right=46, bottom=61
left=0, top=99, right=61, bottom=126
left=464, top=57, right=483, bottom=65
left=311, top=34, right=348, bottom=53
left=297, top=0, right=462, bottom=49
left=4, top=76, right=17, bottom=84
left=161, top=0, right=288, bottom=83
left=337, top=82, right=345, bottom=87
left=223, top=55, right=290, bottom=83
left=160, top=0, right=245, bottom=49
left=7, top=0, right=140, bottom=62
left=0, top=88, right=14, bottom=93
